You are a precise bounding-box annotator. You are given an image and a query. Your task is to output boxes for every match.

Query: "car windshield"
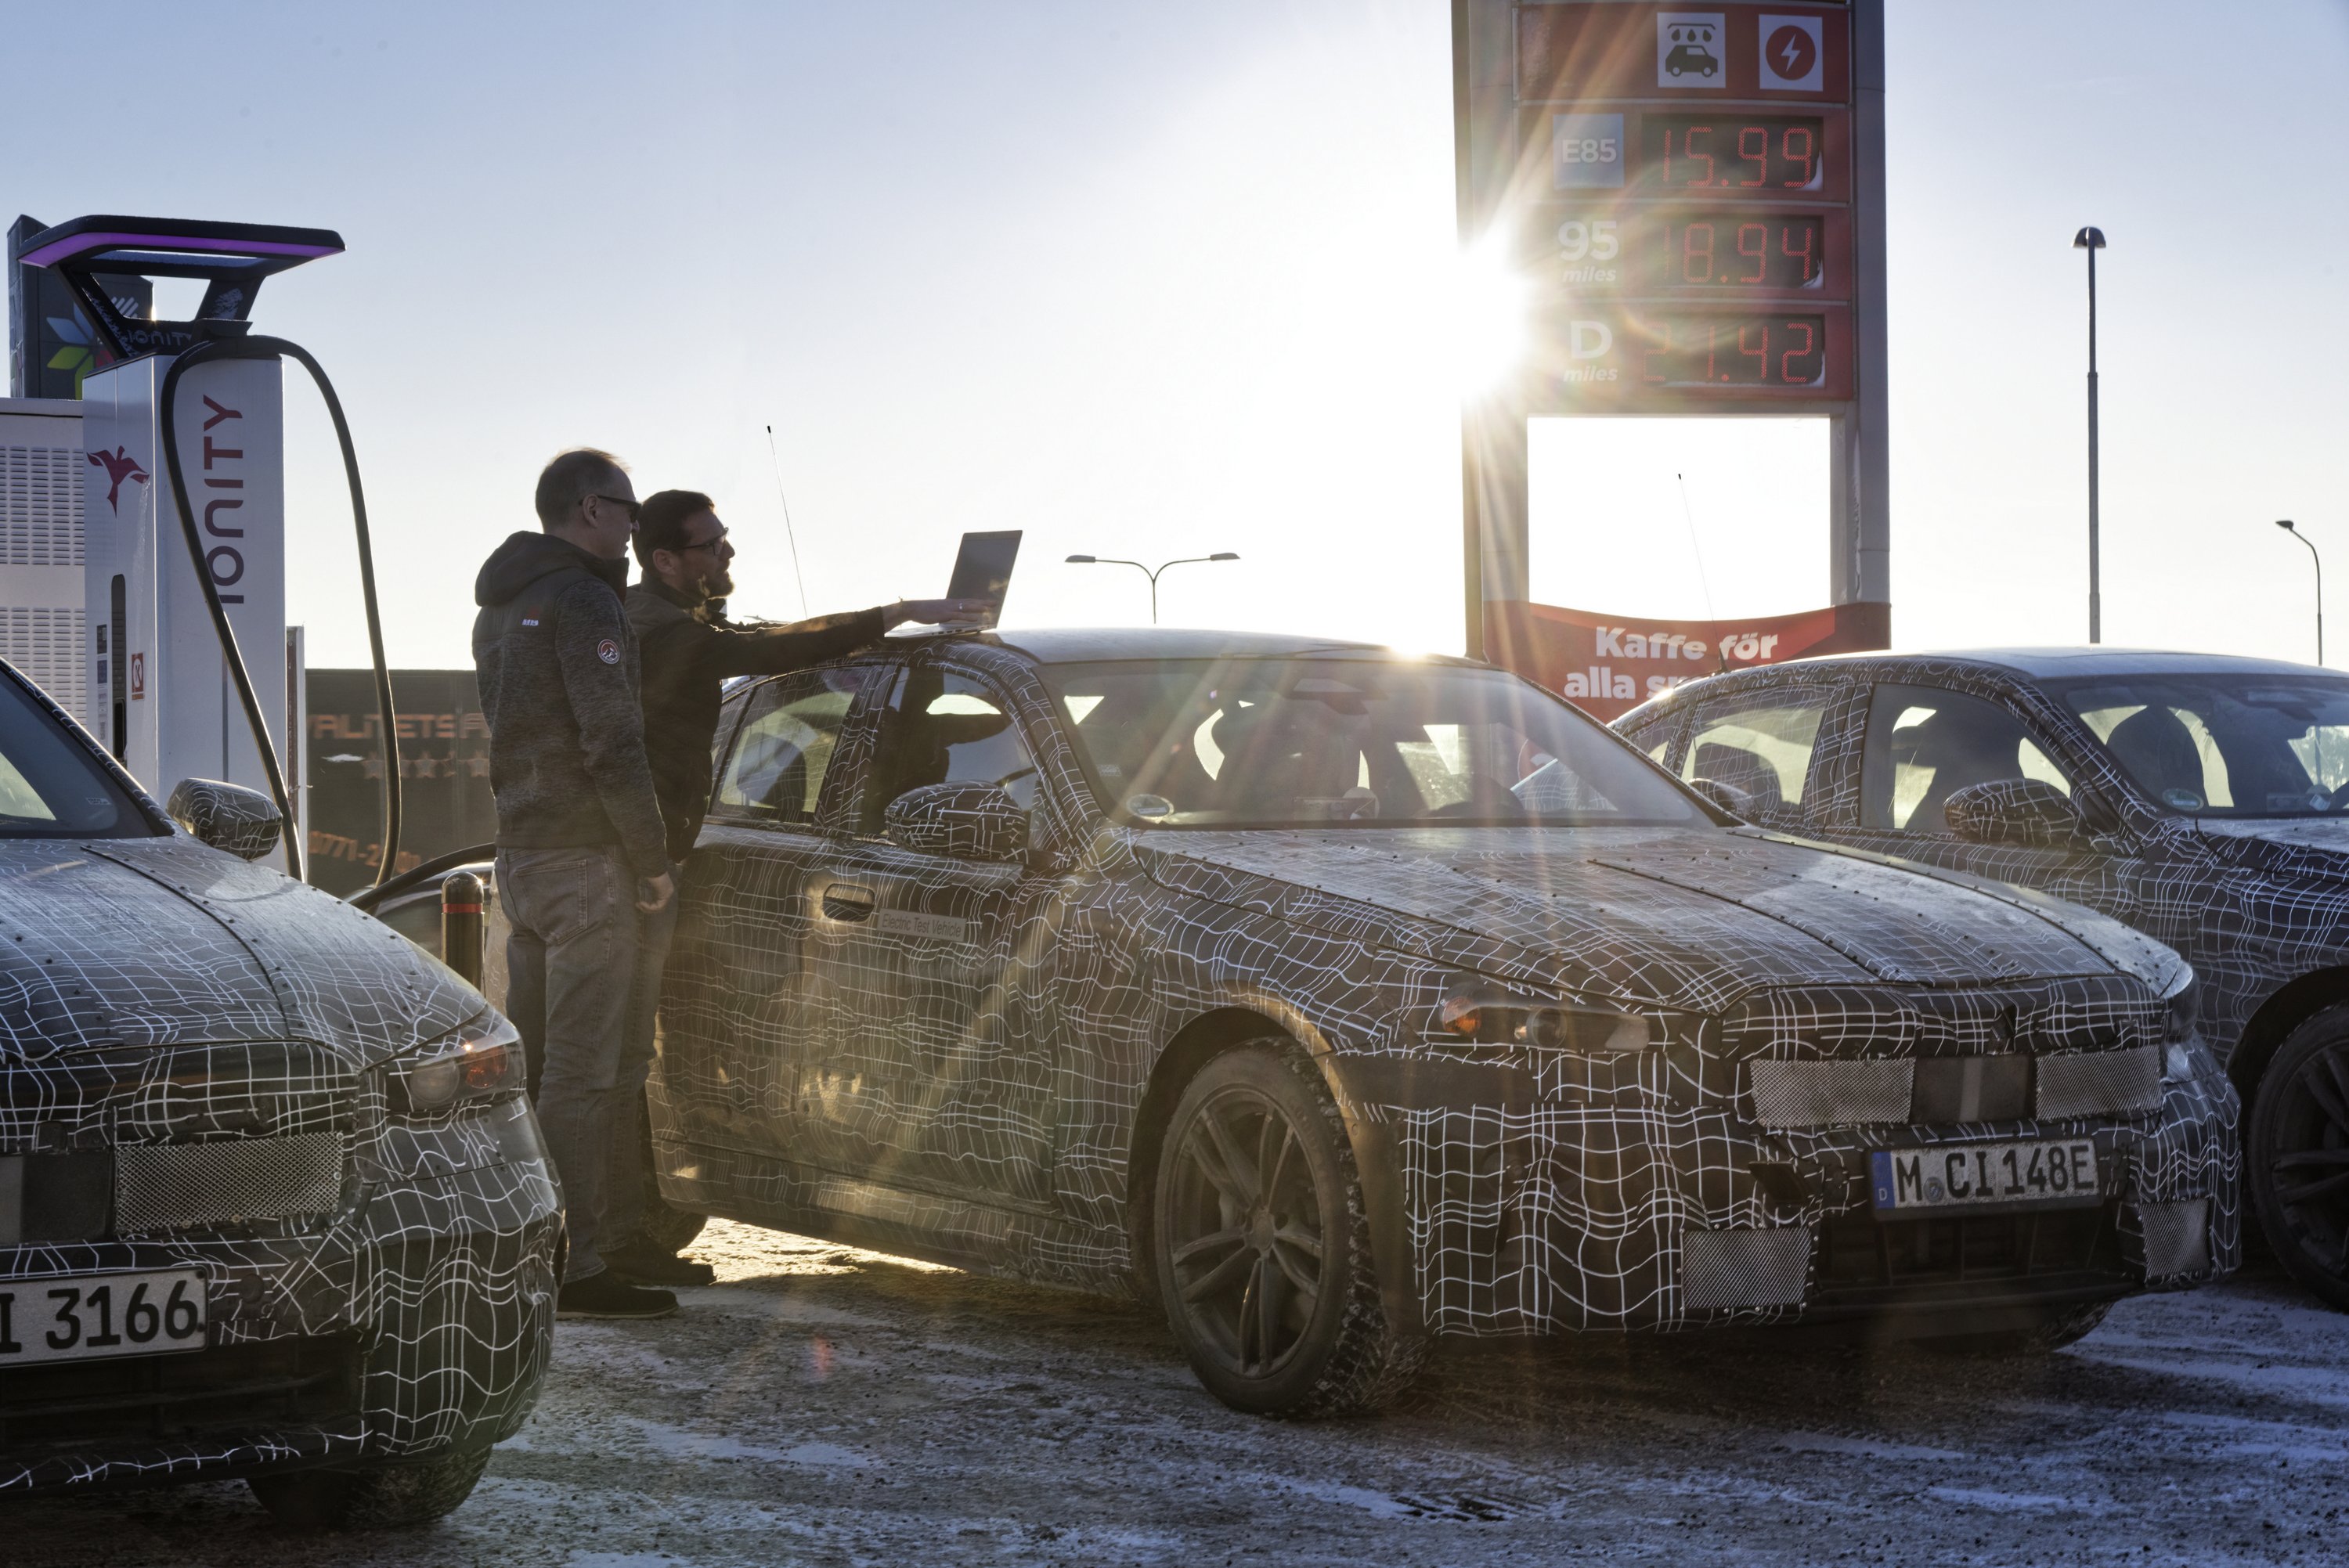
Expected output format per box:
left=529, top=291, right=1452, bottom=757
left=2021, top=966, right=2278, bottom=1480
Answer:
left=0, top=672, right=150, bottom=838
left=1042, top=658, right=1703, bottom=827
left=2051, top=672, right=2349, bottom=818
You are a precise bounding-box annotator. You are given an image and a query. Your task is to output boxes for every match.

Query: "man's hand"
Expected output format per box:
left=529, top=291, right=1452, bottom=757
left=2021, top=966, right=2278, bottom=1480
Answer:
left=886, top=597, right=994, bottom=629
left=637, top=871, right=675, bottom=914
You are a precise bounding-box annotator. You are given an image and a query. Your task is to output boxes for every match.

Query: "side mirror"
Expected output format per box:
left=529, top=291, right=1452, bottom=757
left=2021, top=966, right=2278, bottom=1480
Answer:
left=885, top=781, right=1029, bottom=862
left=1690, top=777, right=1756, bottom=820
left=1943, top=778, right=2087, bottom=848
left=167, top=777, right=283, bottom=861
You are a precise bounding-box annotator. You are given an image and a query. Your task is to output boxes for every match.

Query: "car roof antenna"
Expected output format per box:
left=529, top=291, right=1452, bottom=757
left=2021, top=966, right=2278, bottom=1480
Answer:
left=1676, top=471, right=1730, bottom=672
left=764, top=424, right=813, bottom=618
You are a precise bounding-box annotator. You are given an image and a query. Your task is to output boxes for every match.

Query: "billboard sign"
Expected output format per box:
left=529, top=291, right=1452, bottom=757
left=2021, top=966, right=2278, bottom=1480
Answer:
left=1485, top=597, right=1889, bottom=719
left=305, top=669, right=496, bottom=896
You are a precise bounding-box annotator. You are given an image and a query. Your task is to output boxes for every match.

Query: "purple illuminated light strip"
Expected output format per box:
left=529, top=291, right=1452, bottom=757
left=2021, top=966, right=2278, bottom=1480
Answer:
left=15, top=230, right=341, bottom=269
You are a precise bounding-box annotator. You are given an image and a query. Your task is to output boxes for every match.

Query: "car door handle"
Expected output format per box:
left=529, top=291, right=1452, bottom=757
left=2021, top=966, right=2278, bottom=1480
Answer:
left=821, top=883, right=876, bottom=921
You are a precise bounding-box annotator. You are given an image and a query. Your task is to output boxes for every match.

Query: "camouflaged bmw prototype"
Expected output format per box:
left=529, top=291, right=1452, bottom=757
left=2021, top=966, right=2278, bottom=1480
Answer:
left=0, top=661, right=557, bottom=1524
left=652, top=629, right=2239, bottom=1417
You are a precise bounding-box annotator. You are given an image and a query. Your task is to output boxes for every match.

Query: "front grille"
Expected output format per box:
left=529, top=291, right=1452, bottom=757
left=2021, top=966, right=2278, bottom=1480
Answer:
left=2037, top=1046, right=2162, bottom=1119
left=1815, top=1204, right=2123, bottom=1299
left=1747, top=1047, right=2165, bottom=1130
left=1748, top=1059, right=1913, bottom=1127
left=0, top=1335, right=359, bottom=1456
left=1912, top=1056, right=2030, bottom=1122
left=113, top=1133, right=345, bottom=1234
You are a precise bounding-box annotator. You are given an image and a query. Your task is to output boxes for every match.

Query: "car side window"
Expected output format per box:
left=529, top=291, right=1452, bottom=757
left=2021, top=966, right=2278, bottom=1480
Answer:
left=869, top=668, right=1038, bottom=828
left=1617, top=709, right=1680, bottom=770
left=1861, top=683, right=2075, bottom=833
left=1680, top=691, right=1828, bottom=812
left=712, top=668, right=869, bottom=827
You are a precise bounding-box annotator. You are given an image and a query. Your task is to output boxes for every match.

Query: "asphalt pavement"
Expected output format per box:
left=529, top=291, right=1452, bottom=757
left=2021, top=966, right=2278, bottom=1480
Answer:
left=7, top=1221, right=2345, bottom=1566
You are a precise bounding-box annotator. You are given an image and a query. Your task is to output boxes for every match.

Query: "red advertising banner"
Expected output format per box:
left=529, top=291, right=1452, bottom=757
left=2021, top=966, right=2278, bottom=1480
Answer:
left=1485, top=599, right=1889, bottom=721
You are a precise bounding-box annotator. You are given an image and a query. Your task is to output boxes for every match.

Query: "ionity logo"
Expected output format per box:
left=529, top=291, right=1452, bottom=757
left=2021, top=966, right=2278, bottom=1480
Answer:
left=89, top=446, right=149, bottom=513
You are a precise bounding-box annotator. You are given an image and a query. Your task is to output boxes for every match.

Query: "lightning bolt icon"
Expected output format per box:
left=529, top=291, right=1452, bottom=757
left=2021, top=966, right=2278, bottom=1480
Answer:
left=1780, top=35, right=1802, bottom=74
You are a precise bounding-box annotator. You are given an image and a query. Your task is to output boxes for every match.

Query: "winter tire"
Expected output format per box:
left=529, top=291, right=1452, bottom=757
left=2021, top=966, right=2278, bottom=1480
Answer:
left=1153, top=1040, right=1424, bottom=1417
left=2249, top=1004, right=2349, bottom=1310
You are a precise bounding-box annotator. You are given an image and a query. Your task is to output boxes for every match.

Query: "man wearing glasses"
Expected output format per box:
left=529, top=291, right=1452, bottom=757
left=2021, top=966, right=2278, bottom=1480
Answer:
left=602, top=489, right=980, bottom=1285
left=473, top=448, right=680, bottom=1319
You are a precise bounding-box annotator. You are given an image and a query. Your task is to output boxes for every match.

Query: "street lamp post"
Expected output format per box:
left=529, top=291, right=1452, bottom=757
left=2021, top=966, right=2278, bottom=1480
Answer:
left=2074, top=225, right=2107, bottom=643
left=1064, top=552, right=1240, bottom=624
left=2278, top=519, right=2323, bottom=665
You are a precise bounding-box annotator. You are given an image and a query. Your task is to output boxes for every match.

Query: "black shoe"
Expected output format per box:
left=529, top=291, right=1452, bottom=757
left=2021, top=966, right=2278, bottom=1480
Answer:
left=557, top=1271, right=678, bottom=1320
left=602, top=1243, right=716, bottom=1288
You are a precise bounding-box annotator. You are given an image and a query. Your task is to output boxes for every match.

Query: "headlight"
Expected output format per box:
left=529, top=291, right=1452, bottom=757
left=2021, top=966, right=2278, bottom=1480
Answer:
left=1436, top=975, right=1655, bottom=1054
left=389, top=1011, right=521, bottom=1116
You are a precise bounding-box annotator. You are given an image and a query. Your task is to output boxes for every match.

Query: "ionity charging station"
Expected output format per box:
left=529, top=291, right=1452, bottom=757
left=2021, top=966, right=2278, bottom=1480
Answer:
left=4, top=214, right=401, bottom=880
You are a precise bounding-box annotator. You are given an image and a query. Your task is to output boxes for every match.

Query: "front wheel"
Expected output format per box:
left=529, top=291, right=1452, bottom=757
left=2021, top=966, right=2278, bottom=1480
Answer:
left=1152, top=1042, right=1424, bottom=1417
left=249, top=1444, right=491, bottom=1531
left=2249, top=1005, right=2349, bottom=1310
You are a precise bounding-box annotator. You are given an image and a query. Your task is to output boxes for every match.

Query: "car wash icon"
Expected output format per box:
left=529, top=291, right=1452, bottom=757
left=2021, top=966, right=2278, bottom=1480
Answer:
left=88, top=445, right=148, bottom=513
left=1657, top=13, right=1724, bottom=85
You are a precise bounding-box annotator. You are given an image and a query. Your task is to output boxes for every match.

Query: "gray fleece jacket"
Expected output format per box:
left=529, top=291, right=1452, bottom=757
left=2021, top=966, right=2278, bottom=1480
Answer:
left=471, top=532, right=669, bottom=876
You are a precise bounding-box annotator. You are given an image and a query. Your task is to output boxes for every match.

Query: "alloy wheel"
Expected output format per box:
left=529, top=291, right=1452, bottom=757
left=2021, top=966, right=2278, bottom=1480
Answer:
left=1163, top=1086, right=1327, bottom=1379
left=2269, top=1038, right=2349, bottom=1281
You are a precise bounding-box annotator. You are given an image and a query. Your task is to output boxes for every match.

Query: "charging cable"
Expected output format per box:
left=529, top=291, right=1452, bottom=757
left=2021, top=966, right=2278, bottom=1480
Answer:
left=157, top=336, right=401, bottom=887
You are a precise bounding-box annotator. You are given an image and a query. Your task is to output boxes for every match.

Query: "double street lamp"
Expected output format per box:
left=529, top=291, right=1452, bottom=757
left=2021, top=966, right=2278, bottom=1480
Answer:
left=1065, top=552, right=1239, bottom=624
left=2277, top=519, right=2323, bottom=665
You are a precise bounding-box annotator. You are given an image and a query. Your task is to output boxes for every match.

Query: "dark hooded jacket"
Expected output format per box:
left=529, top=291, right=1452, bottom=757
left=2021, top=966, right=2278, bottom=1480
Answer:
left=626, top=579, right=886, bottom=861
left=471, top=532, right=669, bottom=876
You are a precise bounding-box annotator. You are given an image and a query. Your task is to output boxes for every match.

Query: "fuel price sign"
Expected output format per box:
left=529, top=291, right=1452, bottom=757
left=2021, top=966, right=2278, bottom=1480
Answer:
left=1506, top=2, right=1861, bottom=409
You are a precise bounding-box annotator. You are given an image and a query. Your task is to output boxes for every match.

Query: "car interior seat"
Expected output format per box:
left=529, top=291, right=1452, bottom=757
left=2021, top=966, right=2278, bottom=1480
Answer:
left=2103, top=705, right=2205, bottom=805
left=1688, top=741, right=1784, bottom=812
left=1211, top=700, right=1358, bottom=816
left=1906, top=706, right=2033, bottom=831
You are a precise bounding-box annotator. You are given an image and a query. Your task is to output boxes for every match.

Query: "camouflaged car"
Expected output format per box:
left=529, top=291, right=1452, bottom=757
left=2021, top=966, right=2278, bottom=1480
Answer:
left=0, top=659, right=557, bottom=1524
left=650, top=630, right=2238, bottom=1416
left=1617, top=646, right=2349, bottom=1309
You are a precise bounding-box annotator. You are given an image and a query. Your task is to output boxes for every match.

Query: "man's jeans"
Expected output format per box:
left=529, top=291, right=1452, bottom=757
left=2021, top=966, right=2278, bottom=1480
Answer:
left=499, top=845, right=639, bottom=1283
left=601, top=889, right=678, bottom=1256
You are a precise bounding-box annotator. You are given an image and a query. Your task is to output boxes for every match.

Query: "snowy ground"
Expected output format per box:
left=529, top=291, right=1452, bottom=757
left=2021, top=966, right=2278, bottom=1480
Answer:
left=9, top=1220, right=2347, bottom=1566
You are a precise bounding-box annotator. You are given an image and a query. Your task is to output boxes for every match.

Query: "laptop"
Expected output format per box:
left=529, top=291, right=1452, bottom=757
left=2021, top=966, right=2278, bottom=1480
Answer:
left=945, top=529, right=1022, bottom=628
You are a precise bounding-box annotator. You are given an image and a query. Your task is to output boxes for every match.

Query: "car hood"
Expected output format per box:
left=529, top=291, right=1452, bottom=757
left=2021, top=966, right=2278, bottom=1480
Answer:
left=1135, top=824, right=2181, bottom=1015
left=0, top=836, right=482, bottom=1065
left=2193, top=815, right=2349, bottom=875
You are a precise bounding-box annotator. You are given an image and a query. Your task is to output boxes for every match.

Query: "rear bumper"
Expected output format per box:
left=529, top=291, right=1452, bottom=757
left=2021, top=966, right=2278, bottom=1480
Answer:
left=1332, top=1045, right=2240, bottom=1338
left=0, top=1159, right=561, bottom=1494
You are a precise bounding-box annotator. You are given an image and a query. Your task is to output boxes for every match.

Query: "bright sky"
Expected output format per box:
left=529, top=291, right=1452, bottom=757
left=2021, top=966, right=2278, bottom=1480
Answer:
left=6, top=1, right=2345, bottom=668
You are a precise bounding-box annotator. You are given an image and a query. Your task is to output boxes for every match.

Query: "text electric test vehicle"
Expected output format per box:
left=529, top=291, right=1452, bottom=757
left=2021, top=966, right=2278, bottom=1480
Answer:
left=0, top=661, right=557, bottom=1524
left=1616, top=648, right=2349, bottom=1310
left=648, top=629, right=2236, bottom=1415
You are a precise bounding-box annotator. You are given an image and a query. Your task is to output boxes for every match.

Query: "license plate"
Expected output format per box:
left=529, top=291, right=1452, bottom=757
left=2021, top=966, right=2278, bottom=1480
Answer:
left=1871, top=1140, right=2100, bottom=1214
left=0, top=1268, right=208, bottom=1367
